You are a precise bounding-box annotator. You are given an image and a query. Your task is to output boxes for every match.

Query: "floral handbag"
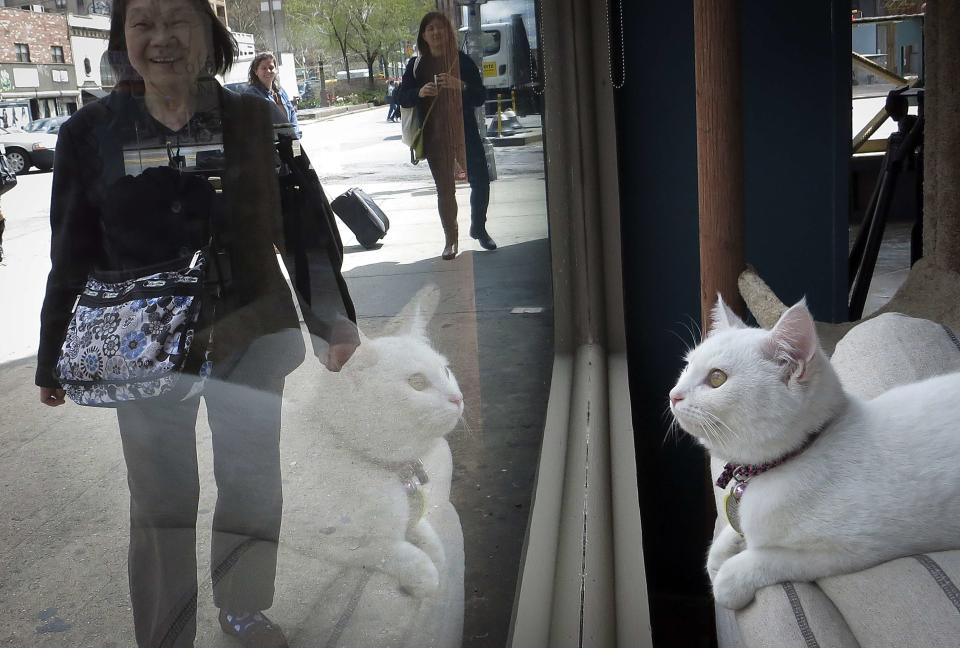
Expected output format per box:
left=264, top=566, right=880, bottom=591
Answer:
left=54, top=248, right=219, bottom=407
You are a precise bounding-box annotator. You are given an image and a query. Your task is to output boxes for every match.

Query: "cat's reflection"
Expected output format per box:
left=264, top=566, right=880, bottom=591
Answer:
left=292, top=285, right=465, bottom=603
left=314, top=324, right=464, bottom=597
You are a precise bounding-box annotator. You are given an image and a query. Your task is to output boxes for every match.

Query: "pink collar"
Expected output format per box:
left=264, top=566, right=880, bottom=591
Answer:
left=716, top=432, right=821, bottom=490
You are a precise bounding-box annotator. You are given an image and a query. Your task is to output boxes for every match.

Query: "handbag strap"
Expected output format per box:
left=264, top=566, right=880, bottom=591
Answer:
left=412, top=54, right=459, bottom=130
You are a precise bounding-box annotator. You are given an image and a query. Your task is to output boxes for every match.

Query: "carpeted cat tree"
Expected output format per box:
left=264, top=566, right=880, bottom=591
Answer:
left=740, top=0, right=960, bottom=350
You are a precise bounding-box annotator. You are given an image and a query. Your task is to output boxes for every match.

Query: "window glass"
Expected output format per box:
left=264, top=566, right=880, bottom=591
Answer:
left=0, top=3, right=548, bottom=648
left=482, top=30, right=502, bottom=56
left=14, top=43, right=30, bottom=63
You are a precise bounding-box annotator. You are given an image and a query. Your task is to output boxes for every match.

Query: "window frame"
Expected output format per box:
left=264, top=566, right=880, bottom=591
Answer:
left=15, top=43, right=31, bottom=63
left=51, top=45, right=65, bottom=64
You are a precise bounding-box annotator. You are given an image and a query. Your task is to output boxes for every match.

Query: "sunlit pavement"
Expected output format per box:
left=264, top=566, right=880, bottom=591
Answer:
left=0, top=107, right=551, bottom=646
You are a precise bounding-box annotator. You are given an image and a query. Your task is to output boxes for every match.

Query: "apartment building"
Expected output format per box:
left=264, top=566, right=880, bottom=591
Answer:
left=0, top=4, right=78, bottom=126
left=210, top=0, right=226, bottom=24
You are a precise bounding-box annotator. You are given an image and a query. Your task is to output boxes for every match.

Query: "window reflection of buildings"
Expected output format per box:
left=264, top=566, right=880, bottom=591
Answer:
left=0, top=5, right=78, bottom=122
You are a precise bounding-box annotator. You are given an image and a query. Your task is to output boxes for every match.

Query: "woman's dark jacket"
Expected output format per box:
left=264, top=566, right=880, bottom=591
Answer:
left=396, top=50, right=486, bottom=143
left=35, top=81, right=356, bottom=388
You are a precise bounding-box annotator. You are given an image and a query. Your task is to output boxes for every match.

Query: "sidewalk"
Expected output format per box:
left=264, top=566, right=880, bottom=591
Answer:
left=297, top=102, right=378, bottom=123
left=0, top=121, right=551, bottom=647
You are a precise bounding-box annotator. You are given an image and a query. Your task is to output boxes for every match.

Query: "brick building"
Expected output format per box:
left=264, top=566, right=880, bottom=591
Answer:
left=0, top=5, right=79, bottom=126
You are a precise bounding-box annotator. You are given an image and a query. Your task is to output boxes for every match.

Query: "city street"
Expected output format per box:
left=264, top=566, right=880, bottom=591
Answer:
left=0, top=106, right=552, bottom=647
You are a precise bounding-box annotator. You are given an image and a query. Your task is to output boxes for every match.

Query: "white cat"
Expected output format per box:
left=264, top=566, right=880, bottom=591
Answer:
left=298, top=288, right=465, bottom=598
left=668, top=296, right=960, bottom=610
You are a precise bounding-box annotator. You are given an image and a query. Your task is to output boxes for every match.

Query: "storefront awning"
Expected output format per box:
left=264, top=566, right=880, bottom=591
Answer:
left=81, top=87, right=109, bottom=99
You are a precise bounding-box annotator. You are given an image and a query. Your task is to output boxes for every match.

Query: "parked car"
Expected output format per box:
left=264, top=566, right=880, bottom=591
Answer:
left=0, top=127, right=57, bottom=174
left=24, top=115, right=70, bottom=135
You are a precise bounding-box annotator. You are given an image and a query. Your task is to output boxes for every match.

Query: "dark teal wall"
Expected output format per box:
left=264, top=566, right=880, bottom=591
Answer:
left=740, top=2, right=850, bottom=322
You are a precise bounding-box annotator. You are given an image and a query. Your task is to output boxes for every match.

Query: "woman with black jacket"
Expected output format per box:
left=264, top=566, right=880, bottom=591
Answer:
left=396, top=12, right=497, bottom=260
left=34, top=0, right=357, bottom=645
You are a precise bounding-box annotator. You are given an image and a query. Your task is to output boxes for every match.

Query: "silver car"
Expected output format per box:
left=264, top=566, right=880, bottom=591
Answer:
left=0, top=126, right=57, bottom=174
left=23, top=115, right=70, bottom=135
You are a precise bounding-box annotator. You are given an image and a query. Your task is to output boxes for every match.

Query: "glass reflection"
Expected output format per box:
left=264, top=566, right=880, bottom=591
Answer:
left=1, top=1, right=549, bottom=647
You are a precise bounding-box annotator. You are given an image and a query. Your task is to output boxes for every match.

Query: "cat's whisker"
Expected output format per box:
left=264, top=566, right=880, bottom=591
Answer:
left=663, top=417, right=685, bottom=447
left=457, top=410, right=474, bottom=437
left=690, top=406, right=729, bottom=448
left=700, top=408, right=739, bottom=453
left=679, top=317, right=701, bottom=351
left=666, top=327, right=694, bottom=354
left=685, top=313, right=704, bottom=346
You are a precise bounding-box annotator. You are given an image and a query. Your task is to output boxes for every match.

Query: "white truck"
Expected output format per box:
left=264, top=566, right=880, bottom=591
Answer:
left=459, top=14, right=536, bottom=115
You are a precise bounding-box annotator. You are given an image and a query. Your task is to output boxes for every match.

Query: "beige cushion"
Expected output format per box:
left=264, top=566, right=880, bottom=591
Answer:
left=819, top=551, right=960, bottom=648
left=735, top=581, right=861, bottom=648
left=830, top=313, right=960, bottom=399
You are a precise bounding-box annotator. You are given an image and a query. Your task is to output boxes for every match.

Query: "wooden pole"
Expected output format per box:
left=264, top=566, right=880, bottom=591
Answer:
left=694, top=0, right=746, bottom=332
left=925, top=0, right=960, bottom=272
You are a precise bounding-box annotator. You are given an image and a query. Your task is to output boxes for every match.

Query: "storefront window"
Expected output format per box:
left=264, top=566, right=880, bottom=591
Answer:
left=0, top=3, right=547, bottom=647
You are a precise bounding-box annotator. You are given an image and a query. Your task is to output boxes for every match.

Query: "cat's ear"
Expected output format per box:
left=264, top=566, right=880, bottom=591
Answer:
left=405, top=284, right=440, bottom=341
left=768, top=299, right=819, bottom=380
left=709, top=293, right=747, bottom=335
left=410, top=302, right=429, bottom=340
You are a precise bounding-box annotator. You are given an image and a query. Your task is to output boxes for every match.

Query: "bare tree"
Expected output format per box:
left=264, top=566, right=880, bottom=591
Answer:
left=348, top=0, right=432, bottom=85
left=226, top=0, right=267, bottom=48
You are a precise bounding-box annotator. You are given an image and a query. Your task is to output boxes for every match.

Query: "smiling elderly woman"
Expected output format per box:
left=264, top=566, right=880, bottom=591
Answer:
left=34, top=0, right=357, bottom=646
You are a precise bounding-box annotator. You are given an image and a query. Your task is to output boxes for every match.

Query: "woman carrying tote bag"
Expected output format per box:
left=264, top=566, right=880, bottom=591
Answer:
left=396, top=12, right=497, bottom=260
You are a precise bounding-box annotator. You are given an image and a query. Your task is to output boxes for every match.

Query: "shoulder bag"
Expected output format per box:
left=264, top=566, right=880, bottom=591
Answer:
left=400, top=57, right=440, bottom=165
left=54, top=241, right=226, bottom=407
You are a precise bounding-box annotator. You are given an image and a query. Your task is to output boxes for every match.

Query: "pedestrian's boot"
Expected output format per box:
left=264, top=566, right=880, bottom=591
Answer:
left=442, top=226, right=458, bottom=260
left=470, top=224, right=497, bottom=251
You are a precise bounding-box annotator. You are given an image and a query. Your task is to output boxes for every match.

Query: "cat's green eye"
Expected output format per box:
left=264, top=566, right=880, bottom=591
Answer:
left=708, top=369, right=728, bottom=388
left=408, top=373, right=429, bottom=391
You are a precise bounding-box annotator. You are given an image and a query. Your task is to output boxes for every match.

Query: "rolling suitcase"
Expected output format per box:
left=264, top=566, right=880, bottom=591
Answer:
left=331, top=188, right=390, bottom=249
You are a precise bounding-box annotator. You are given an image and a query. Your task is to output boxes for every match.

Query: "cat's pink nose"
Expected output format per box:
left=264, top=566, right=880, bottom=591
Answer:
left=669, top=390, right=684, bottom=407
left=449, top=394, right=463, bottom=406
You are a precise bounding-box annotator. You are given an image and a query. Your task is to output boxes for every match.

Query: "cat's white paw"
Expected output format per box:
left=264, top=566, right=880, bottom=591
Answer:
left=398, top=557, right=440, bottom=598
left=393, top=542, right=441, bottom=598
left=713, top=553, right=758, bottom=610
left=409, top=519, right=445, bottom=568
left=707, top=526, right=745, bottom=583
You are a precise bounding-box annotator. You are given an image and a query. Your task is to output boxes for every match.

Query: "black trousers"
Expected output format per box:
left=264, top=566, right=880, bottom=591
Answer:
left=425, top=128, right=491, bottom=236
left=116, top=333, right=294, bottom=647
left=465, top=129, right=490, bottom=230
